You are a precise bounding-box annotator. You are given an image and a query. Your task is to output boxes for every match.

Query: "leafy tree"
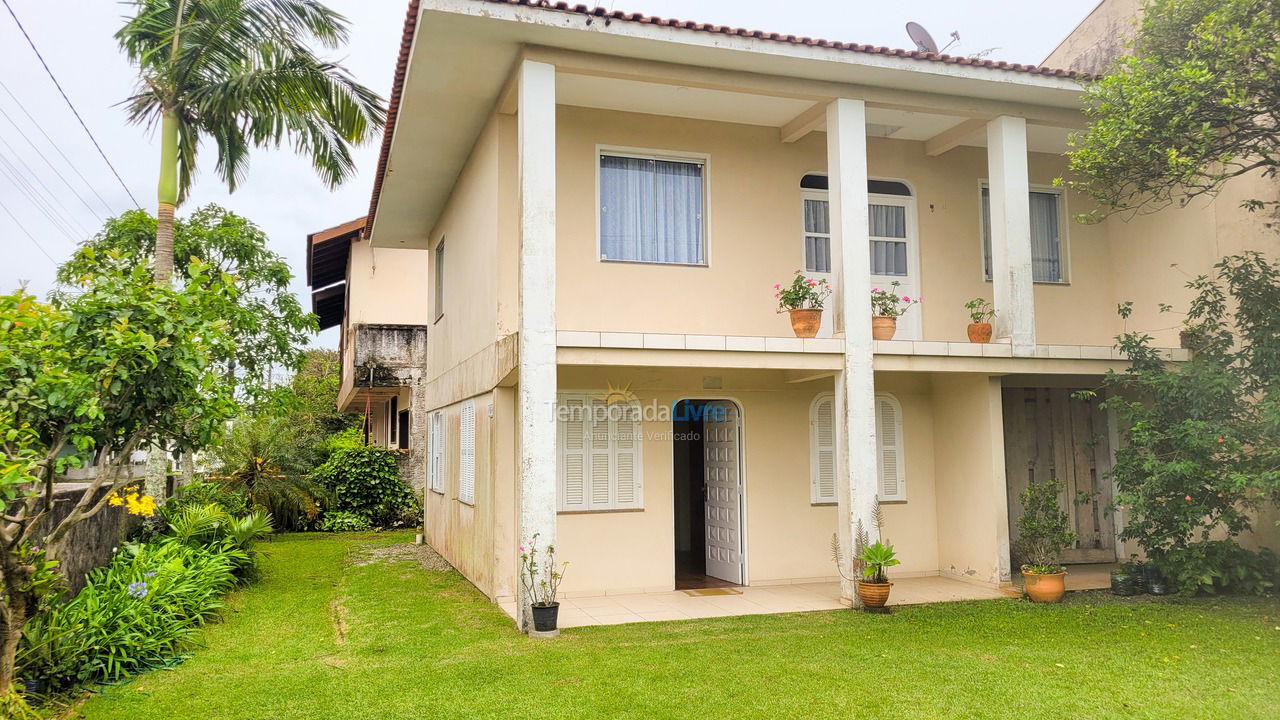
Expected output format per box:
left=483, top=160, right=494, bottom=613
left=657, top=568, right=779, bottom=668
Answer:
left=206, top=413, right=329, bottom=531
left=58, top=205, right=316, bottom=391
left=1103, top=253, right=1280, bottom=594
left=116, top=0, right=385, bottom=282
left=1067, top=0, right=1280, bottom=217
left=0, top=258, right=241, bottom=695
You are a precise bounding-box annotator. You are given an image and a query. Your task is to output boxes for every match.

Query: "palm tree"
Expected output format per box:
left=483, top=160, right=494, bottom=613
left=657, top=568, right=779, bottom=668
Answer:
left=117, top=0, right=385, bottom=282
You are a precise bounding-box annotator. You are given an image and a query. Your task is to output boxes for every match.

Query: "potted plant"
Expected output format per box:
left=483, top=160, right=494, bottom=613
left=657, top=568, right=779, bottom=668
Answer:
left=856, top=541, right=900, bottom=608
left=869, top=282, right=920, bottom=340
left=1014, top=478, right=1078, bottom=603
left=964, top=297, right=995, bottom=343
left=775, top=273, right=832, bottom=338
left=830, top=499, right=899, bottom=610
left=519, top=534, right=567, bottom=634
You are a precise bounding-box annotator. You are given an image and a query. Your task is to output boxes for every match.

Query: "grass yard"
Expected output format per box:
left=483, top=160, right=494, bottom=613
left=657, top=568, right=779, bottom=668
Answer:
left=76, top=532, right=1280, bottom=720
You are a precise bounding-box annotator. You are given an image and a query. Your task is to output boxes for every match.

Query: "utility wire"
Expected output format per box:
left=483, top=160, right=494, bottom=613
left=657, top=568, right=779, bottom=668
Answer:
left=0, top=196, right=57, bottom=265
left=0, top=134, right=93, bottom=237
left=2, top=0, right=142, bottom=209
left=0, top=83, right=114, bottom=219
left=0, top=152, right=82, bottom=243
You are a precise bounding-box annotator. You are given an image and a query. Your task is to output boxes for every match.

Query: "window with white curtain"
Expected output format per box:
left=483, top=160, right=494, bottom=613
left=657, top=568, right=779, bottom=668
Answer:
left=557, top=394, right=643, bottom=511
left=802, top=195, right=831, bottom=274
left=599, top=152, right=705, bottom=265
left=799, top=175, right=914, bottom=276
left=981, top=187, right=1066, bottom=283
left=810, top=392, right=906, bottom=503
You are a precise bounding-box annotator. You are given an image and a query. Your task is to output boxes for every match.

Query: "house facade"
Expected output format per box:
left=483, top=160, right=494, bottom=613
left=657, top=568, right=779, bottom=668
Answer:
left=304, top=0, right=1273, bottom=629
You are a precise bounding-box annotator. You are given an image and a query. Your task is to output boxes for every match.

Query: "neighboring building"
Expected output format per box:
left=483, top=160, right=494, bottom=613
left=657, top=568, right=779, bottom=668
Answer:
left=304, top=0, right=1271, bottom=628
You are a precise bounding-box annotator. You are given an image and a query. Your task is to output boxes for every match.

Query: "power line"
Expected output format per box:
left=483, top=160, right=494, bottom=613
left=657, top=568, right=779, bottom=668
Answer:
left=2, top=0, right=142, bottom=209
left=0, top=80, right=115, bottom=218
left=0, top=152, right=82, bottom=244
left=0, top=196, right=57, bottom=265
left=0, top=134, right=93, bottom=237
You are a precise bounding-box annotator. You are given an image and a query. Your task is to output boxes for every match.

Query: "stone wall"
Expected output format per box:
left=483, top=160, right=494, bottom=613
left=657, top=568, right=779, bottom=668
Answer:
left=35, top=483, right=141, bottom=594
left=353, top=323, right=430, bottom=492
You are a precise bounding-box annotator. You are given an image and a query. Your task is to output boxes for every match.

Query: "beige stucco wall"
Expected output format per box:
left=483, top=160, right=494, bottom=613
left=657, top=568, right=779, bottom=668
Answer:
left=553, top=105, right=1121, bottom=347
left=1043, top=0, right=1143, bottom=75
left=543, top=366, right=950, bottom=597
left=931, top=373, right=1011, bottom=586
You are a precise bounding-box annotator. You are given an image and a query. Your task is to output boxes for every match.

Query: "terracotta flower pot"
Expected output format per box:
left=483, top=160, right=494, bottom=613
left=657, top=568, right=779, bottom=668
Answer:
left=858, top=580, right=892, bottom=608
left=1023, top=570, right=1067, bottom=603
left=788, top=308, right=822, bottom=338
left=871, top=315, right=897, bottom=341
left=967, top=322, right=993, bottom=343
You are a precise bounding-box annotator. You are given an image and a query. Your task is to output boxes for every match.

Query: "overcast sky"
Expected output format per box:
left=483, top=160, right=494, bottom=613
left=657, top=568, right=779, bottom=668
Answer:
left=0, top=0, right=1099, bottom=348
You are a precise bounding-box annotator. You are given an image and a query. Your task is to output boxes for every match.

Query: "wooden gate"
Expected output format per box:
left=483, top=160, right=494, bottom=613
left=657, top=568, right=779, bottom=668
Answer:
left=1003, top=387, right=1116, bottom=564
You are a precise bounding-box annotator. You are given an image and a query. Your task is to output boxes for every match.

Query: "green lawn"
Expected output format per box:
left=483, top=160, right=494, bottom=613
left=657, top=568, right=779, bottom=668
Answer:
left=77, top=532, right=1280, bottom=719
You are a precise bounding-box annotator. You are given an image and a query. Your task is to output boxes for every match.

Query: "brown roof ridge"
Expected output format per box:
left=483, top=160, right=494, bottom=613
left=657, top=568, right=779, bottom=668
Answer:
left=363, top=0, right=1089, bottom=241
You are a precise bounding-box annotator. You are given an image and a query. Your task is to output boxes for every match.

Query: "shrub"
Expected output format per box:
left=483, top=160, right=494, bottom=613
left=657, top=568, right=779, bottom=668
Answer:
left=17, top=540, right=239, bottom=692
left=163, top=481, right=250, bottom=520
left=318, top=511, right=372, bottom=533
left=15, top=503, right=272, bottom=693
left=1014, top=478, right=1077, bottom=575
left=311, top=436, right=415, bottom=527
left=1158, top=540, right=1279, bottom=596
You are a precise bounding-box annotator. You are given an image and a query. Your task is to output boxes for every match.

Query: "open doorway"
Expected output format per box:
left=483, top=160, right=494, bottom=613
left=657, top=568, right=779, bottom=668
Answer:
left=673, top=399, right=743, bottom=589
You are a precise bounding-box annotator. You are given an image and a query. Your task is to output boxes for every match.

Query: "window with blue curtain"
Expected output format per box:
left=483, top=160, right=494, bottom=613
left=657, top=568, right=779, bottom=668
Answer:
left=981, top=187, right=1065, bottom=283
left=599, top=154, right=705, bottom=265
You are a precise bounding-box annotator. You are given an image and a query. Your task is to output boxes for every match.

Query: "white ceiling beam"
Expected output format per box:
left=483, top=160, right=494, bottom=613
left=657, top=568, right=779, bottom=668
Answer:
left=779, top=102, right=830, bottom=143
left=924, top=117, right=989, bottom=156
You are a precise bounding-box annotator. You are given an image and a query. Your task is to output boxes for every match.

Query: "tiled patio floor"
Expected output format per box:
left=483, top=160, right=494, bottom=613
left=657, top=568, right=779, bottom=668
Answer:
left=500, top=575, right=1018, bottom=628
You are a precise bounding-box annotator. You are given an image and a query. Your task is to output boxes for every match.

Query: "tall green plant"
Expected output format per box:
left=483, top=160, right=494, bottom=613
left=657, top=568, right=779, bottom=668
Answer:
left=1103, top=253, right=1280, bottom=594
left=311, top=432, right=416, bottom=528
left=208, top=413, right=329, bottom=530
left=116, top=0, right=385, bottom=282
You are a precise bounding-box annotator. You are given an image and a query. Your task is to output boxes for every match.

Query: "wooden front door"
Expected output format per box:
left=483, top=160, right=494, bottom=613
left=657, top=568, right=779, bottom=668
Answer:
left=1003, top=387, right=1117, bottom=564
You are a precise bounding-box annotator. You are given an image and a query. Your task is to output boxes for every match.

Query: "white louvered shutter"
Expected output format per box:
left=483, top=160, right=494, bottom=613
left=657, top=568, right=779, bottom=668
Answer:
left=612, top=402, right=641, bottom=508
left=459, top=401, right=476, bottom=504
left=558, top=396, right=588, bottom=510
left=876, top=395, right=906, bottom=501
left=588, top=398, right=613, bottom=508
left=810, top=394, right=837, bottom=503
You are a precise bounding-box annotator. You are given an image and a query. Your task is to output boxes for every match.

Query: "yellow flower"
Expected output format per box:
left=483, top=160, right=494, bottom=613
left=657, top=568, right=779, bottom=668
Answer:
left=108, top=493, right=124, bottom=507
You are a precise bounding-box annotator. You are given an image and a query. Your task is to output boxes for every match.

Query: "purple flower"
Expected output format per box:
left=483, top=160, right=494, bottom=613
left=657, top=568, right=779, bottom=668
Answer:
left=144, top=572, right=157, bottom=578
left=127, top=581, right=148, bottom=599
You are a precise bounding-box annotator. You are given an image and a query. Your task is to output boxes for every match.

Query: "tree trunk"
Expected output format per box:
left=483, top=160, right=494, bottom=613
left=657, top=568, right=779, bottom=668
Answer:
left=180, top=450, right=195, bottom=487
left=155, top=111, right=180, bottom=284
left=0, top=603, right=23, bottom=696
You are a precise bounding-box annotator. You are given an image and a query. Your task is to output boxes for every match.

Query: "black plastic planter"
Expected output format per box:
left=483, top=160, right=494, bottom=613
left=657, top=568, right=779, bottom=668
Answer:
left=531, top=601, right=560, bottom=632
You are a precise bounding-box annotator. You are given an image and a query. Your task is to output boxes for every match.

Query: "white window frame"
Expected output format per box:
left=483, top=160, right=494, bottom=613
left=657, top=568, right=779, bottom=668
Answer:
left=809, top=393, right=837, bottom=504
left=428, top=410, right=444, bottom=494
left=433, top=237, right=445, bottom=322
left=556, top=392, right=644, bottom=512
left=458, top=400, right=476, bottom=505
left=800, top=189, right=833, bottom=275
left=810, top=392, right=907, bottom=503
left=595, top=145, right=711, bottom=267
left=978, top=182, right=1070, bottom=285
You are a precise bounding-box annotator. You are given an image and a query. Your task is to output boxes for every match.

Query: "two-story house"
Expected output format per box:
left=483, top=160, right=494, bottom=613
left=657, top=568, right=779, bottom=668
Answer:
left=304, top=0, right=1271, bottom=630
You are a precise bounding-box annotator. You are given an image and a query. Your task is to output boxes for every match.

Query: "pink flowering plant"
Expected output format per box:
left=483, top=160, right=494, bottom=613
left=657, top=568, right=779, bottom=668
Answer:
left=870, top=281, right=920, bottom=318
left=519, top=533, right=567, bottom=607
left=775, top=272, right=832, bottom=311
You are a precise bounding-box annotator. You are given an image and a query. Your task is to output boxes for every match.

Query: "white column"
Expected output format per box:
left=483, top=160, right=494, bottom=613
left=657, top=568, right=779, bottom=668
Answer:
left=517, top=59, right=557, bottom=633
left=828, top=98, right=880, bottom=606
left=986, top=115, right=1036, bottom=356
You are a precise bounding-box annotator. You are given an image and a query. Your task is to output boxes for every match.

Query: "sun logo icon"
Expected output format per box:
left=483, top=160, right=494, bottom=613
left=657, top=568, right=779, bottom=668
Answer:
left=593, top=381, right=637, bottom=405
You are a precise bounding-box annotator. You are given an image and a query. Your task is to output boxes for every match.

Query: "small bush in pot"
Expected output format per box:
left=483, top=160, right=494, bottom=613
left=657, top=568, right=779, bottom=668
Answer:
left=869, top=281, right=920, bottom=340
left=775, top=273, right=832, bottom=338
left=964, top=297, right=996, bottom=343
left=1015, top=478, right=1078, bottom=603
left=519, top=534, right=567, bottom=634
left=856, top=542, right=900, bottom=609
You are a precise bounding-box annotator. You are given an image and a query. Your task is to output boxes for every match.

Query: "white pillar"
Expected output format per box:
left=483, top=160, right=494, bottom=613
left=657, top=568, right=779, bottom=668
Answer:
left=986, top=115, right=1036, bottom=356
left=828, top=98, right=880, bottom=606
left=517, top=59, right=557, bottom=632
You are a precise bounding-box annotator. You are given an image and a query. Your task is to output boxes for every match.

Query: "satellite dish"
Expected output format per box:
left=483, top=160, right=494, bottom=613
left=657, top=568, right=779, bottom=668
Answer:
left=905, top=21, right=939, bottom=53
